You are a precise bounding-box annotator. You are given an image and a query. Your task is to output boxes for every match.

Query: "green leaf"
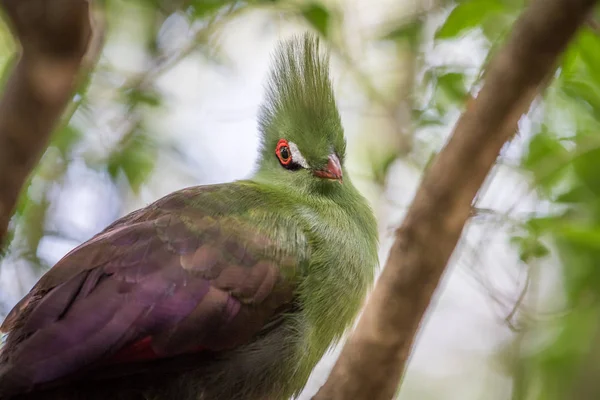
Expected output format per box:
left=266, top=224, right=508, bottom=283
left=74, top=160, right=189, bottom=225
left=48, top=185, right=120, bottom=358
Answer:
left=572, top=138, right=600, bottom=196
left=555, top=185, right=590, bottom=204
left=526, top=216, right=563, bottom=234
left=381, top=18, right=423, bottom=50
left=560, top=41, right=583, bottom=78
left=302, top=3, right=330, bottom=37
left=510, top=235, right=550, bottom=263
left=124, top=87, right=162, bottom=108
left=574, top=28, right=600, bottom=86
left=479, top=10, right=515, bottom=41
left=189, top=0, right=227, bottom=19
left=558, top=224, right=600, bottom=251
left=107, top=131, right=156, bottom=192
left=559, top=28, right=600, bottom=79
left=561, top=77, right=600, bottom=116
left=523, top=130, right=570, bottom=191
left=436, top=72, right=468, bottom=104
left=50, top=124, right=83, bottom=157
left=435, top=0, right=505, bottom=40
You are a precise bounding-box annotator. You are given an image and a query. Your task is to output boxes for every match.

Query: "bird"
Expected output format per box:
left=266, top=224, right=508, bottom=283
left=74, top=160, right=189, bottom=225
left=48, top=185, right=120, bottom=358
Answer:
left=0, top=33, right=379, bottom=400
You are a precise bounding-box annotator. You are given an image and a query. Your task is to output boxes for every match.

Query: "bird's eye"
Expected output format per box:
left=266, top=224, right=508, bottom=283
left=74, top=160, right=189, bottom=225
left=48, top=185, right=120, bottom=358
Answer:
left=276, top=139, right=292, bottom=166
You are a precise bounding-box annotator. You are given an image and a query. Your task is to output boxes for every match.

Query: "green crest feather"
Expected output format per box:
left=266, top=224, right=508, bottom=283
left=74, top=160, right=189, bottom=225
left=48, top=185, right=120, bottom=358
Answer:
left=257, top=33, right=345, bottom=171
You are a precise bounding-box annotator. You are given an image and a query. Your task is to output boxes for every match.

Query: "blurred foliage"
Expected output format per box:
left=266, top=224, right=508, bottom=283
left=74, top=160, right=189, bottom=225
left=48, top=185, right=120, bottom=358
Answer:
left=381, top=0, right=600, bottom=398
left=2, top=0, right=600, bottom=399
left=301, top=3, right=330, bottom=37
left=514, top=24, right=600, bottom=399
left=426, top=1, right=600, bottom=399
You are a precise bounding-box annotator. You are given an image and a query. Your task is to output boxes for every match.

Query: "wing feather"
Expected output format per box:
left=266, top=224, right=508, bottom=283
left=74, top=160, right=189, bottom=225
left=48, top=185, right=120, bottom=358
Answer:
left=0, top=192, right=302, bottom=396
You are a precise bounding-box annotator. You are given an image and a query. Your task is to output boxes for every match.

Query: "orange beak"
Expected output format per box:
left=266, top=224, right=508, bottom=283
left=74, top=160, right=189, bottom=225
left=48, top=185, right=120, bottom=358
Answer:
left=313, top=154, right=343, bottom=182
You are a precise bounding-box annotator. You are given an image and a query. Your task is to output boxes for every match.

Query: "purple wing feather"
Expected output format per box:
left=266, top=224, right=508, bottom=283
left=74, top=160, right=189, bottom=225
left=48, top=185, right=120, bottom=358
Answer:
left=0, top=203, right=299, bottom=397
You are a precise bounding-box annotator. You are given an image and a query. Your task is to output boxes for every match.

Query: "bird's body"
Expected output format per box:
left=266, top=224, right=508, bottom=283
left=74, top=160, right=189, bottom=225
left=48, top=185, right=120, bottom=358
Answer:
left=0, top=35, right=378, bottom=400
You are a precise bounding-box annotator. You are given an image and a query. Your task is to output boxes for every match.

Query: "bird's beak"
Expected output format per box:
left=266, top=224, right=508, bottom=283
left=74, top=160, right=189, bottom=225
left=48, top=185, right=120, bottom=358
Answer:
left=313, top=154, right=343, bottom=182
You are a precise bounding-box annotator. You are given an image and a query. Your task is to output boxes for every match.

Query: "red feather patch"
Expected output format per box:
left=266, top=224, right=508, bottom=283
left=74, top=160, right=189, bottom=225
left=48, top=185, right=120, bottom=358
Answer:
left=107, top=336, right=157, bottom=363
left=106, top=336, right=205, bottom=364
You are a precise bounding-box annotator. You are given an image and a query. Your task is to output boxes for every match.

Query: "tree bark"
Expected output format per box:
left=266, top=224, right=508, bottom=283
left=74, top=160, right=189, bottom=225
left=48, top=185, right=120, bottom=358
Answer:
left=312, top=0, right=597, bottom=398
left=0, top=0, right=95, bottom=247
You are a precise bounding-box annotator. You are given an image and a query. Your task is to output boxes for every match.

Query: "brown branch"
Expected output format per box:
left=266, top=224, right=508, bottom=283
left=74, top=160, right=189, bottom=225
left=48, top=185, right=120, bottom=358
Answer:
left=312, top=0, right=596, bottom=399
left=0, top=0, right=97, bottom=247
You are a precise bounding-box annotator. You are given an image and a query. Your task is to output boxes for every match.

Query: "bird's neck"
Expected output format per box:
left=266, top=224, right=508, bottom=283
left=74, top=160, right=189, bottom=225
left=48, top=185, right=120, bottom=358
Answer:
left=293, top=182, right=379, bottom=370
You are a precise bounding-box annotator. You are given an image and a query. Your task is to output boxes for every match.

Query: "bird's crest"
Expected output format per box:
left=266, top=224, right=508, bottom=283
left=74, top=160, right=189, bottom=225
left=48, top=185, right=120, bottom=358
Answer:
left=257, top=33, right=345, bottom=168
left=260, top=33, right=337, bottom=123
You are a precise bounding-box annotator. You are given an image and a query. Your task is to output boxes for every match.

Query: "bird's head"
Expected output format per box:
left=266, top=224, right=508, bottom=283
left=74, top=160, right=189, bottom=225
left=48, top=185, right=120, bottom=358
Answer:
left=255, top=34, right=347, bottom=194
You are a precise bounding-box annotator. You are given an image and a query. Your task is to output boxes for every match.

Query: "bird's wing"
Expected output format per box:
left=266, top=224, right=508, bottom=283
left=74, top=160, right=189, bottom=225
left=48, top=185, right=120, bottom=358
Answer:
left=0, top=191, right=304, bottom=395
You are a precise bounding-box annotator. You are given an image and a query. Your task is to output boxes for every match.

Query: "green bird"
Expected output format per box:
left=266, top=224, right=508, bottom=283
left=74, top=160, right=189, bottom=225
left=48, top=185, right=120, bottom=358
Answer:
left=0, top=33, right=378, bottom=400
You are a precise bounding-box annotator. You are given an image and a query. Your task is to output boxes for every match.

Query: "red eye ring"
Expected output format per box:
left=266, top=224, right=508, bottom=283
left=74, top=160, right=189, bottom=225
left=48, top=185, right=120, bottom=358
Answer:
left=275, top=139, right=292, bottom=166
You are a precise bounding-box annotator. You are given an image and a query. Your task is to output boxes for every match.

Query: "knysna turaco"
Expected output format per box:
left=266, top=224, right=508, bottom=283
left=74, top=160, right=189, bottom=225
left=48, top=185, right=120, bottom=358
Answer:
left=0, top=33, right=378, bottom=400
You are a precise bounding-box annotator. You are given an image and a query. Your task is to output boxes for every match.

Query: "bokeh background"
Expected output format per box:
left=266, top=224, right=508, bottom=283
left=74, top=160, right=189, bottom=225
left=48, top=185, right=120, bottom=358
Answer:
left=2, top=0, right=600, bottom=398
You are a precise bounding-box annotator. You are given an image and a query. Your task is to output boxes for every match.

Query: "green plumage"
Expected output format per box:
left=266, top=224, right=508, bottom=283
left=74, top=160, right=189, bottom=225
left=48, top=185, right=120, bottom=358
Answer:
left=258, top=35, right=345, bottom=169
left=0, top=33, right=378, bottom=400
left=252, top=34, right=378, bottom=396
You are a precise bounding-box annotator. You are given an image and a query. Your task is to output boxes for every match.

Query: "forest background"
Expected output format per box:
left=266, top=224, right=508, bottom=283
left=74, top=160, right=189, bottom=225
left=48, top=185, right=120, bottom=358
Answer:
left=1, top=0, right=599, bottom=399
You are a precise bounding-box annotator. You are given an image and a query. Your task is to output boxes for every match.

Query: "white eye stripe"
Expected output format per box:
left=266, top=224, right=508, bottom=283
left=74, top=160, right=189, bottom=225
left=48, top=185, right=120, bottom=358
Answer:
left=288, top=141, right=309, bottom=169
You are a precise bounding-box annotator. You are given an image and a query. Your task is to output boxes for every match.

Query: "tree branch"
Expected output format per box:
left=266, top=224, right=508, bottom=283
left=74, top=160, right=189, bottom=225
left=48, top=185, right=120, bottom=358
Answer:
left=312, top=0, right=597, bottom=398
left=0, top=0, right=96, bottom=247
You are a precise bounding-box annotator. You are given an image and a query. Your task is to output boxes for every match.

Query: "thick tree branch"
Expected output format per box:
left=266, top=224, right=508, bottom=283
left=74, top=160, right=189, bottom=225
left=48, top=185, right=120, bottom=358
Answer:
left=0, top=0, right=95, bottom=247
left=313, top=0, right=597, bottom=399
